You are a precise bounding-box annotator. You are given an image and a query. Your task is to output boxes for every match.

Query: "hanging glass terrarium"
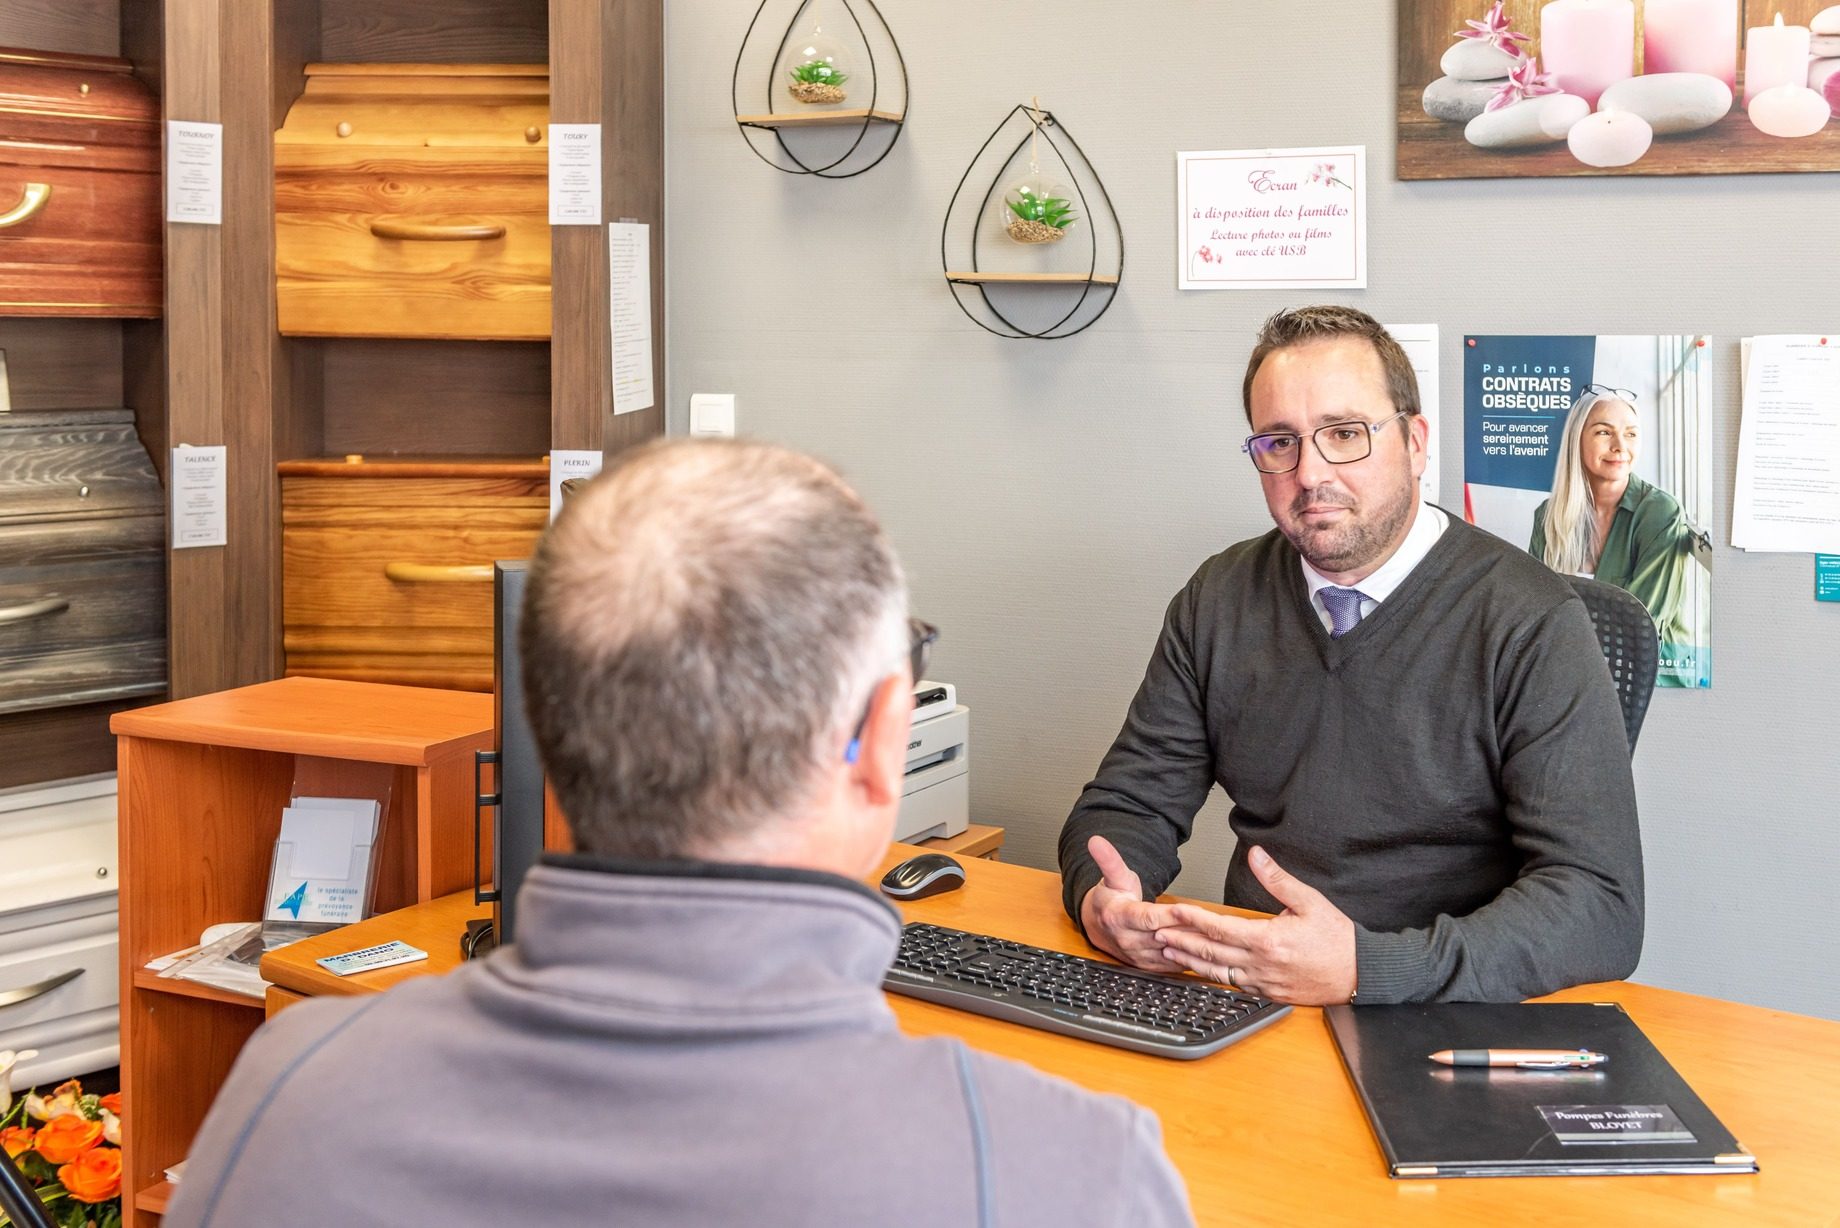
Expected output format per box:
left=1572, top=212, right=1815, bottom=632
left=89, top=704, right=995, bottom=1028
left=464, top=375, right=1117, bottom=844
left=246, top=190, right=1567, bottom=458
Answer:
left=780, top=22, right=851, bottom=105
left=997, top=106, right=1078, bottom=243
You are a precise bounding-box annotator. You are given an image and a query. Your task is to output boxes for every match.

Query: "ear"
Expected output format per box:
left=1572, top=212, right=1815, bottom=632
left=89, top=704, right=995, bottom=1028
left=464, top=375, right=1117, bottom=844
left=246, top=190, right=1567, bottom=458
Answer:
left=1406, top=412, right=1430, bottom=481
left=850, top=673, right=912, bottom=808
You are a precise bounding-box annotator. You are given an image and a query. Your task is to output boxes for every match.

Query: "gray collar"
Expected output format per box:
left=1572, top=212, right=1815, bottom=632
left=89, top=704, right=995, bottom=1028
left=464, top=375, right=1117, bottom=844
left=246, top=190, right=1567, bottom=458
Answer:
left=477, top=858, right=904, bottom=1038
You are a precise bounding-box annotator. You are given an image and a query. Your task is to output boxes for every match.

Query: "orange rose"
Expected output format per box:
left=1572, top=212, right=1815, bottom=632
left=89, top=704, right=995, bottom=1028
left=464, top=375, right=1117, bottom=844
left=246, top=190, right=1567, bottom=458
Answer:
left=0, top=1125, right=34, bottom=1158
left=99, top=1092, right=123, bottom=1116
left=58, top=1145, right=123, bottom=1204
left=31, top=1113, right=104, bottom=1164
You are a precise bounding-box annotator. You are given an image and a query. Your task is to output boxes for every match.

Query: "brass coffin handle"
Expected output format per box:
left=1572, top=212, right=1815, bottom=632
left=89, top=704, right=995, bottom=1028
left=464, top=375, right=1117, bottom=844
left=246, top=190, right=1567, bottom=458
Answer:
left=0, top=182, right=52, bottom=229
left=0, top=968, right=83, bottom=1011
left=385, top=562, right=493, bottom=583
left=0, top=596, right=70, bottom=625
left=369, top=220, right=506, bottom=242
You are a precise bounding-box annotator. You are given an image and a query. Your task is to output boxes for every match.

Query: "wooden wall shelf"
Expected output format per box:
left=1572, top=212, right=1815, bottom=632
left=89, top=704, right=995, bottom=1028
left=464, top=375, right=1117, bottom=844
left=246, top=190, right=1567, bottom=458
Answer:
left=735, top=107, right=903, bottom=129
left=945, top=271, right=1121, bottom=286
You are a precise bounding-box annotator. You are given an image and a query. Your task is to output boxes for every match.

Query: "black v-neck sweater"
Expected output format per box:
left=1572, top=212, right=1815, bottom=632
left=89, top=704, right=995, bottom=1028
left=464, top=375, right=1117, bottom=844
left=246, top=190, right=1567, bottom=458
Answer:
left=1059, top=515, right=1644, bottom=1003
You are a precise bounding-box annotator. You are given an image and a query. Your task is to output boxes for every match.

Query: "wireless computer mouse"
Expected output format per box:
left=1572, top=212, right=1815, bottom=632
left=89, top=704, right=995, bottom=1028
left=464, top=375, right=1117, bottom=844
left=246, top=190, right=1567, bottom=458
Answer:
left=880, top=852, right=966, bottom=900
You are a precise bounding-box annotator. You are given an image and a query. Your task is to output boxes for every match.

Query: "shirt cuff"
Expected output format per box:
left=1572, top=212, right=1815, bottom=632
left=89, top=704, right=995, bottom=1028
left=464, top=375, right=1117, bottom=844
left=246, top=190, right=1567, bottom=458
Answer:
left=1063, top=863, right=1104, bottom=940
left=1353, top=925, right=1434, bottom=1004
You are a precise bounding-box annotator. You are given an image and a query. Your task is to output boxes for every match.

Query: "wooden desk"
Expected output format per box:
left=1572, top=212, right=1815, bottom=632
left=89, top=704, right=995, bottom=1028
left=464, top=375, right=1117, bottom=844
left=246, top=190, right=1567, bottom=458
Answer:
left=262, top=847, right=1840, bottom=1227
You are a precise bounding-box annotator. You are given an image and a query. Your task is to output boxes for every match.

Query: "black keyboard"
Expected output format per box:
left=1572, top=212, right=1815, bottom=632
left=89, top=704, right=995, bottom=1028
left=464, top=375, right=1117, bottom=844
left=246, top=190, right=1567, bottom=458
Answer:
left=884, top=922, right=1291, bottom=1059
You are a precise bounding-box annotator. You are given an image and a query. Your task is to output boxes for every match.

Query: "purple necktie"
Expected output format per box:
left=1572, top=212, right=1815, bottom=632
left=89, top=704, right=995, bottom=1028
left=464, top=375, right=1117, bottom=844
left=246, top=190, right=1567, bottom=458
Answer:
left=1320, top=586, right=1368, bottom=638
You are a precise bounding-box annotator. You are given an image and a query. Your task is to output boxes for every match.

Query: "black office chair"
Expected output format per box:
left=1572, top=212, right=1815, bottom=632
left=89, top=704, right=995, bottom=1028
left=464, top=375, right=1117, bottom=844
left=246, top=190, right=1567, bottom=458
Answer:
left=1566, top=575, right=1659, bottom=754
left=0, top=1147, right=56, bottom=1228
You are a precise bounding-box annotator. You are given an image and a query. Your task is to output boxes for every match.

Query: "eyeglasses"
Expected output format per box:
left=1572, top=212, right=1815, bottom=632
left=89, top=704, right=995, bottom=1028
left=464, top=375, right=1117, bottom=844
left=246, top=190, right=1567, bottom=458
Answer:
left=1241, top=410, right=1409, bottom=475
left=1582, top=383, right=1638, bottom=403
left=843, top=618, right=938, bottom=764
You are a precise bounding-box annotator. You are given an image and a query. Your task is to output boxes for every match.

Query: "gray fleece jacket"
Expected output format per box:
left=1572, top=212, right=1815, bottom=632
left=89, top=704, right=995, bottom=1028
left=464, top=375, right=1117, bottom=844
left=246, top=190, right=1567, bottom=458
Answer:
left=167, top=855, right=1194, bottom=1228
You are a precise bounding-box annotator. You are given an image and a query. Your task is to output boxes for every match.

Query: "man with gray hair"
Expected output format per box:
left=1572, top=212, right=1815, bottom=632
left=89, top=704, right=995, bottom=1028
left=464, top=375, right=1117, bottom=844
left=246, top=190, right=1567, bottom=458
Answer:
left=1061, top=306, right=1644, bottom=1007
left=170, top=439, right=1194, bottom=1228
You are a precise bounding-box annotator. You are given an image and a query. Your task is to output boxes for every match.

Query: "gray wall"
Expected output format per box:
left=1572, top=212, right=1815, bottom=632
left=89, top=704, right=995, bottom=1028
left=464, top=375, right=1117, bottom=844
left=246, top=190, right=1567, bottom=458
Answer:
left=667, top=1, right=1840, bottom=1020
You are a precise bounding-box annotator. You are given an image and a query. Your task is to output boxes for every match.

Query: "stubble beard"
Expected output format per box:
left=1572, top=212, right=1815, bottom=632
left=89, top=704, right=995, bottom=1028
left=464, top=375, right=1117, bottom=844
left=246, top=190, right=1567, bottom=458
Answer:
left=1281, top=469, right=1415, bottom=577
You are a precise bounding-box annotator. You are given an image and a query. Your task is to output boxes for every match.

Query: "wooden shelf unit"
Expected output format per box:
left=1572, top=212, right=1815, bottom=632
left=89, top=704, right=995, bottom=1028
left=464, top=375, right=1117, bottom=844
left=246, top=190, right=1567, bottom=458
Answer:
left=112, top=676, right=493, bottom=1226
left=62, top=0, right=665, bottom=709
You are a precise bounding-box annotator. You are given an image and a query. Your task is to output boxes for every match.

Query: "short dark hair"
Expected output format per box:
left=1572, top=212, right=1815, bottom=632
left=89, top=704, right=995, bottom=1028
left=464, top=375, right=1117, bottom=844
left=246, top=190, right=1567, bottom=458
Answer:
left=1241, top=306, right=1421, bottom=424
left=520, top=439, right=906, bottom=859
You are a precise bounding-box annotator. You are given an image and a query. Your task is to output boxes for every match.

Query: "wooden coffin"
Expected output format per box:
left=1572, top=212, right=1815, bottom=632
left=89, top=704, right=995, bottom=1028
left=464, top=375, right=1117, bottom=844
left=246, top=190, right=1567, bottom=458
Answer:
left=0, top=408, right=166, bottom=714
left=275, top=64, right=551, bottom=341
left=0, top=48, right=161, bottom=318
left=281, top=457, right=549, bottom=691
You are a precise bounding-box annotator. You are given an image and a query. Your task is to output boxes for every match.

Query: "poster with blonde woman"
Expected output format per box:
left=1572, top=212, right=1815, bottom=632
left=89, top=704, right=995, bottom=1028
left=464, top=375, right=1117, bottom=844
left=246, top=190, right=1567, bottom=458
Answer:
left=1464, top=334, right=1712, bottom=688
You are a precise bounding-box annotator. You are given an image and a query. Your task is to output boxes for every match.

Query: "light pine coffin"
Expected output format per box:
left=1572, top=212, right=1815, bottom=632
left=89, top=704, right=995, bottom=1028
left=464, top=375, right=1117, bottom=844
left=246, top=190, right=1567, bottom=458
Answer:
left=275, top=63, right=551, bottom=341
left=280, top=457, right=549, bottom=691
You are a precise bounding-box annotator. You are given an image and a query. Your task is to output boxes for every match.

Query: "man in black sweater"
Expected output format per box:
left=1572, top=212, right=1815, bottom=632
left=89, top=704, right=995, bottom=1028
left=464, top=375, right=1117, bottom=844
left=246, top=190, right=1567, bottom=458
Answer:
left=1059, top=307, right=1643, bottom=1005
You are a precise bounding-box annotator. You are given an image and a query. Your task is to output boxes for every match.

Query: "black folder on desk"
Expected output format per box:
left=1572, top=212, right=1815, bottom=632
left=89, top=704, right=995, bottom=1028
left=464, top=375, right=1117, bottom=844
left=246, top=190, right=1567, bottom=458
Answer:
left=1326, top=1002, right=1757, bottom=1178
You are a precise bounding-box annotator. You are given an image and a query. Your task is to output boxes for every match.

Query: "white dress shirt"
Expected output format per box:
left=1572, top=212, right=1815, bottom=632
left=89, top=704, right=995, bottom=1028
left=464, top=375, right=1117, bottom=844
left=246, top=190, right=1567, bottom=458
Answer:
left=1300, top=501, right=1449, bottom=634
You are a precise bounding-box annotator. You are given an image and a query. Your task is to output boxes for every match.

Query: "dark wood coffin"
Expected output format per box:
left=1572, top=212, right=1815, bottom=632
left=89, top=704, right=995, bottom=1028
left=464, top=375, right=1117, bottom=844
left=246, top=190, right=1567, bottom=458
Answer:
left=275, top=64, right=550, bottom=341
left=0, top=408, right=166, bottom=714
left=0, top=48, right=162, bottom=318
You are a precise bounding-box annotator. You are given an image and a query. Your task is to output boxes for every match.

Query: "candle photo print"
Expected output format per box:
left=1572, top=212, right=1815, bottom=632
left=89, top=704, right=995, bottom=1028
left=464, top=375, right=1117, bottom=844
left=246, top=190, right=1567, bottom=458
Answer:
left=1400, top=0, right=1840, bottom=177
left=1464, top=334, right=1714, bottom=688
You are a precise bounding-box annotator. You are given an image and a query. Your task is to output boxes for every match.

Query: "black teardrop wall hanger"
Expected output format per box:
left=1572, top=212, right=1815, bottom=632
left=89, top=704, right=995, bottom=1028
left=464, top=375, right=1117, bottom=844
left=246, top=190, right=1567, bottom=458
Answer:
left=732, top=0, right=909, bottom=178
left=941, top=101, right=1123, bottom=340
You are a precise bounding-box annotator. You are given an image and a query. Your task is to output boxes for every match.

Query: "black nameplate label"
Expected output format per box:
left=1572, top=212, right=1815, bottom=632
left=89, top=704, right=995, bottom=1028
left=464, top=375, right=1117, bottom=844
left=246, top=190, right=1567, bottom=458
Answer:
left=1538, top=1104, right=1697, bottom=1144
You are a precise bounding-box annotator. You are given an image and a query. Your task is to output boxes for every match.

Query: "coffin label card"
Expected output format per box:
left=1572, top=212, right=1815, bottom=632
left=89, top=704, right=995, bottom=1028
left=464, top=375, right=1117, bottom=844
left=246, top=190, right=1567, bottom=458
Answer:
left=1177, top=146, right=1366, bottom=290
left=549, top=124, right=603, bottom=225
left=550, top=449, right=603, bottom=521
left=171, top=445, right=227, bottom=548
left=166, top=121, right=223, bottom=224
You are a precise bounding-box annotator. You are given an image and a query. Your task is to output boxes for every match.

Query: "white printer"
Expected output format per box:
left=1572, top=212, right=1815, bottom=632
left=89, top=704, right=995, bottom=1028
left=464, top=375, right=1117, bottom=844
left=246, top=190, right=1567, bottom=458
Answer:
left=895, top=681, right=969, bottom=843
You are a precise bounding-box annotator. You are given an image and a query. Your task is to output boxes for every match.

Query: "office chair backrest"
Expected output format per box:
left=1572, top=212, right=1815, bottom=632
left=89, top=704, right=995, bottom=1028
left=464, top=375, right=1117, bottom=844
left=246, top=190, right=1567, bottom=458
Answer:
left=1566, top=575, right=1659, bottom=754
left=0, top=1147, right=57, bottom=1228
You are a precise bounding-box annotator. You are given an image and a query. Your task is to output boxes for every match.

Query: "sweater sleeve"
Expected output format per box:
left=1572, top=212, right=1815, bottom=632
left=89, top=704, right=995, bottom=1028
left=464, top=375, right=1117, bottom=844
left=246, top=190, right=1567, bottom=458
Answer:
left=1058, top=576, right=1217, bottom=931
left=1352, top=595, right=1645, bottom=1002
left=1619, top=490, right=1690, bottom=636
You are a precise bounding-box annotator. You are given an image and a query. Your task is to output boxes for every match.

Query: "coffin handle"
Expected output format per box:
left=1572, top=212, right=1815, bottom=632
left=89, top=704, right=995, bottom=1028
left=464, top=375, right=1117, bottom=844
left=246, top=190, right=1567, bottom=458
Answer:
left=0, top=968, right=82, bottom=1011
left=369, top=219, right=506, bottom=242
left=0, top=597, right=70, bottom=625
left=0, top=182, right=52, bottom=230
left=384, top=562, right=494, bottom=583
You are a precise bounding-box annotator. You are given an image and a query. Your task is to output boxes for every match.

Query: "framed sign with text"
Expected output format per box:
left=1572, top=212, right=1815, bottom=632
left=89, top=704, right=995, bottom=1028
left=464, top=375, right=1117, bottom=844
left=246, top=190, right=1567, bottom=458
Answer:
left=1177, top=146, right=1366, bottom=290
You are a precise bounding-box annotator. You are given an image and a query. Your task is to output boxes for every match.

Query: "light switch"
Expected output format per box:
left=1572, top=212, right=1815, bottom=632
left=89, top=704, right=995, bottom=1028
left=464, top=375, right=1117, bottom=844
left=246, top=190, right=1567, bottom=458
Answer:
left=689, top=393, right=736, bottom=437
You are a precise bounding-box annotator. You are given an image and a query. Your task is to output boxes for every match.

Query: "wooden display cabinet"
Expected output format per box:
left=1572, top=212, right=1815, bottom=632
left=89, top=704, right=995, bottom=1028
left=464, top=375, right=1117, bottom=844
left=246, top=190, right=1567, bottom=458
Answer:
left=111, top=677, right=493, bottom=1225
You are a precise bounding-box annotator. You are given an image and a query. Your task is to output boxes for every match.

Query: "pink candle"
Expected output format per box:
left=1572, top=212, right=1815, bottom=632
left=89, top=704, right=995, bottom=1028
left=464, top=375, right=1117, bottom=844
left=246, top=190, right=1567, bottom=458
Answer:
left=1539, top=0, right=1636, bottom=107
left=1744, top=13, right=1812, bottom=105
left=1644, top=0, right=1740, bottom=88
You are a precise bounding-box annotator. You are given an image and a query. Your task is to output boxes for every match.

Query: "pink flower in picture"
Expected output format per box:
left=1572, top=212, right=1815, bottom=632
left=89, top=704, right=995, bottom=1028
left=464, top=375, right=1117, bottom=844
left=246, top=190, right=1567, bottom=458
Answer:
left=1486, top=55, right=1561, bottom=112
left=1311, top=161, right=1352, bottom=190
left=1456, top=1, right=1531, bottom=54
